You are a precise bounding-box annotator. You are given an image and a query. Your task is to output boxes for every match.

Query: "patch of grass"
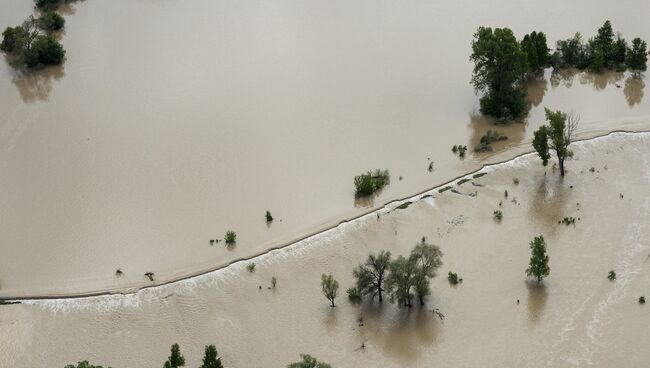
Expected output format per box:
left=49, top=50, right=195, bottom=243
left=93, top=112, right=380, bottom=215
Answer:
left=247, top=263, right=256, bottom=273
left=438, top=186, right=452, bottom=193
left=354, top=169, right=390, bottom=197
left=457, top=178, right=470, bottom=185
left=493, top=210, right=503, bottom=221
left=608, top=270, right=616, bottom=281
left=225, top=230, right=237, bottom=245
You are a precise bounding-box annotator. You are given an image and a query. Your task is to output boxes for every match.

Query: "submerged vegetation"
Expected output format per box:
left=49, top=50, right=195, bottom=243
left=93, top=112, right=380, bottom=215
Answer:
left=608, top=270, right=617, bottom=281
left=354, top=169, right=390, bottom=197
left=452, top=145, right=468, bottom=158
left=447, top=272, right=460, bottom=285
left=475, top=130, right=508, bottom=152
left=265, top=211, right=273, bottom=223
left=224, top=231, right=237, bottom=245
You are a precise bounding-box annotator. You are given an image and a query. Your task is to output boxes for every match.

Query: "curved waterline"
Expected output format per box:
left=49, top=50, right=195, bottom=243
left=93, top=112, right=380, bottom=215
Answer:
left=2, top=129, right=649, bottom=302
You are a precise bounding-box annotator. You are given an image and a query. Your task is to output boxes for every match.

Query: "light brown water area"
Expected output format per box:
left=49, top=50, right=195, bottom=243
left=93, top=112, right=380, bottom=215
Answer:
left=2, top=132, right=649, bottom=367
left=2, top=0, right=650, bottom=297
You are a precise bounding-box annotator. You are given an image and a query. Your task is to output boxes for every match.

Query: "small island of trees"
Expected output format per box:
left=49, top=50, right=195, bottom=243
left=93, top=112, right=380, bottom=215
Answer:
left=0, top=0, right=81, bottom=70
left=470, top=20, right=648, bottom=121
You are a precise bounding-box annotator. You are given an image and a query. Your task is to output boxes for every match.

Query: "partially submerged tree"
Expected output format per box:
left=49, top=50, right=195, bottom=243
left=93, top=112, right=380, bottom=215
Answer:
left=0, top=15, right=65, bottom=68
left=321, top=273, right=339, bottom=307
left=626, top=37, right=648, bottom=73
left=163, top=343, right=185, bottom=368
left=386, top=240, right=443, bottom=307
left=520, top=31, right=550, bottom=72
left=470, top=27, right=529, bottom=120
left=352, top=251, right=391, bottom=302
left=287, top=354, right=331, bottom=368
left=198, top=345, right=224, bottom=368
left=410, top=241, right=443, bottom=306
left=526, top=235, right=550, bottom=283
left=532, top=108, right=579, bottom=176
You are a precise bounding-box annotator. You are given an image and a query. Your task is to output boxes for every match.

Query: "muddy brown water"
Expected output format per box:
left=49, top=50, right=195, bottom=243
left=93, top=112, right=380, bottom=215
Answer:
left=2, top=0, right=650, bottom=298
left=1, top=132, right=649, bottom=367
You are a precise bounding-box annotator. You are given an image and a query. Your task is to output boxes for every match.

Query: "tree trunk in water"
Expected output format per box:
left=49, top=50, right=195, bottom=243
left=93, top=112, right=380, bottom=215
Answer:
left=330, top=299, right=335, bottom=308
left=378, top=289, right=382, bottom=302
left=419, top=295, right=425, bottom=306
left=559, top=158, right=565, bottom=176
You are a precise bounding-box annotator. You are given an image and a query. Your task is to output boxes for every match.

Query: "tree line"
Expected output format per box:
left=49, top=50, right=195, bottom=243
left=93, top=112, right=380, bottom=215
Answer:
left=0, top=0, right=78, bottom=69
left=321, top=238, right=443, bottom=309
left=471, top=20, right=648, bottom=121
left=64, top=344, right=331, bottom=368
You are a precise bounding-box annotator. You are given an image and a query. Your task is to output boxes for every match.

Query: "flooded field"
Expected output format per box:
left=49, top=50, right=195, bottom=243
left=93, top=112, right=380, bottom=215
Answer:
left=2, top=132, right=649, bottom=367
left=1, top=0, right=650, bottom=297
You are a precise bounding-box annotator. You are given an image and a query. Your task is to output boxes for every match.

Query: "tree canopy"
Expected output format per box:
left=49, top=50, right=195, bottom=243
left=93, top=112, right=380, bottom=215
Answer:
left=64, top=361, right=111, bottom=368
left=163, top=343, right=185, bottom=368
left=321, top=273, right=339, bottom=307
left=526, top=235, right=550, bottom=283
left=626, top=37, right=648, bottom=72
left=353, top=251, right=391, bottom=302
left=287, top=354, right=331, bottom=368
left=532, top=108, right=578, bottom=176
left=521, top=31, right=550, bottom=72
left=470, top=27, right=529, bottom=120
left=198, top=345, right=224, bottom=368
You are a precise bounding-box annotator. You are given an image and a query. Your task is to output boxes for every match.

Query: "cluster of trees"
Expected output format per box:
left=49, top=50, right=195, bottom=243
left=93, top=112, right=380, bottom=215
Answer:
left=0, top=0, right=71, bottom=69
left=1, top=15, right=65, bottom=68
left=553, top=21, right=648, bottom=73
left=532, top=108, right=580, bottom=176
left=323, top=239, right=443, bottom=308
left=353, top=169, right=390, bottom=197
left=471, top=21, right=648, bottom=120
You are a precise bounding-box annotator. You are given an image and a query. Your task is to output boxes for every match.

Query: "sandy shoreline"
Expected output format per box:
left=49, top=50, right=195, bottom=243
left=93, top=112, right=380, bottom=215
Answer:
left=3, top=128, right=649, bottom=301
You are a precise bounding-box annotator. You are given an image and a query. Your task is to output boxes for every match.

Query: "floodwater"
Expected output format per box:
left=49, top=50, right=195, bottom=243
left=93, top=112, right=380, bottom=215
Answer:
left=1, top=0, right=650, bottom=297
left=1, top=132, right=649, bottom=367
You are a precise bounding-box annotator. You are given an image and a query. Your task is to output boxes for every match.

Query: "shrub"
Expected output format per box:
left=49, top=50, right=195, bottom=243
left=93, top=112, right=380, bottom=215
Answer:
left=39, top=11, right=65, bottom=31
left=246, top=263, right=256, bottom=273
left=354, top=169, right=389, bottom=197
left=225, top=230, right=236, bottom=244
left=475, top=130, right=508, bottom=152
left=493, top=210, right=503, bottom=221
left=452, top=145, right=458, bottom=153
left=561, top=217, right=576, bottom=226
left=265, top=210, right=273, bottom=222
left=640, top=296, right=646, bottom=304
left=607, top=270, right=616, bottom=281
left=347, top=287, right=362, bottom=302
left=513, top=177, right=520, bottom=185
left=457, top=145, right=468, bottom=158
left=271, top=276, right=277, bottom=288
left=448, top=272, right=459, bottom=285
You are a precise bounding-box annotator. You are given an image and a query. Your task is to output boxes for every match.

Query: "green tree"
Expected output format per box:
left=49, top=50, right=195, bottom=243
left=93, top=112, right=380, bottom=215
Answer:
left=526, top=235, right=550, bottom=283
left=593, top=20, right=615, bottom=66
left=321, top=273, right=339, bottom=307
left=163, top=343, right=185, bottom=368
left=287, top=354, right=331, bottom=368
left=410, top=240, right=443, bottom=306
left=198, top=345, right=224, bottom=368
left=521, top=31, right=550, bottom=72
left=553, top=33, right=589, bottom=69
left=626, top=37, right=648, bottom=72
left=386, top=255, right=417, bottom=308
left=532, top=108, right=579, bottom=176
left=39, top=11, right=65, bottom=32
left=33, top=35, right=65, bottom=65
left=36, top=0, right=63, bottom=11
left=470, top=27, right=529, bottom=120
left=352, top=251, right=391, bottom=302
left=65, top=361, right=111, bottom=368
